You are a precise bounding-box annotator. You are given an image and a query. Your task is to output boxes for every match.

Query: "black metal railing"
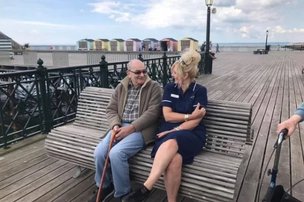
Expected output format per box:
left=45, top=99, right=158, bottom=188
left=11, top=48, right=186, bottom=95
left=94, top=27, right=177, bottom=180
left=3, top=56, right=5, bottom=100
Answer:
left=0, top=52, right=181, bottom=148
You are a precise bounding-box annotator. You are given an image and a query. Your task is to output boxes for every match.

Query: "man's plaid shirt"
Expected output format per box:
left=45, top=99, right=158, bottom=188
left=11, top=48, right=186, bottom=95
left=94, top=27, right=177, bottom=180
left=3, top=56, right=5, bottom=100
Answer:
left=122, top=83, right=140, bottom=122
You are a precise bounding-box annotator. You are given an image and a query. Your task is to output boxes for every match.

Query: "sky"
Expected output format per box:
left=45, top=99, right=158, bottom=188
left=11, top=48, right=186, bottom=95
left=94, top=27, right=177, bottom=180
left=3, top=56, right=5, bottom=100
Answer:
left=0, top=0, right=303, bottom=45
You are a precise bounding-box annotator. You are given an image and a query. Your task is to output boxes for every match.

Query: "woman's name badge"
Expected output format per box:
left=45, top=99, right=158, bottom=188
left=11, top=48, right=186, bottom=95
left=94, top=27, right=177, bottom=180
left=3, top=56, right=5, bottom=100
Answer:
left=171, top=94, right=179, bottom=98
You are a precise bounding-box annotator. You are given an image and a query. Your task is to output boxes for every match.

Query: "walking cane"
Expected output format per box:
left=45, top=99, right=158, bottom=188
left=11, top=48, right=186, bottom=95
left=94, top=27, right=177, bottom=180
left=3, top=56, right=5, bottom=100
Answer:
left=96, top=130, right=116, bottom=202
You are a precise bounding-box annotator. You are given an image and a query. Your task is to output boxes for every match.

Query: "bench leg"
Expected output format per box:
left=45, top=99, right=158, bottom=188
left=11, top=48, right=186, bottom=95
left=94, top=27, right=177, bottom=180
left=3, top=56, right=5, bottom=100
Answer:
left=251, top=128, right=254, bottom=142
left=73, top=166, right=90, bottom=178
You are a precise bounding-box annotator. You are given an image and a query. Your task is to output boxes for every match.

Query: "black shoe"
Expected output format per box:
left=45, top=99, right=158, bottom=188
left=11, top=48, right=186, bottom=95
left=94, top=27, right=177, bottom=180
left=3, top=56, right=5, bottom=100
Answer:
left=88, top=184, right=114, bottom=202
left=122, top=185, right=150, bottom=202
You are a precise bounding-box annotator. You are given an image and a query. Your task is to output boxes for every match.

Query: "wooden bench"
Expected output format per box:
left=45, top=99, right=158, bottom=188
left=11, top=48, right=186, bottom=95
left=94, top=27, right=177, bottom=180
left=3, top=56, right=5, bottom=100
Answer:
left=253, top=49, right=268, bottom=54
left=45, top=86, right=253, bottom=201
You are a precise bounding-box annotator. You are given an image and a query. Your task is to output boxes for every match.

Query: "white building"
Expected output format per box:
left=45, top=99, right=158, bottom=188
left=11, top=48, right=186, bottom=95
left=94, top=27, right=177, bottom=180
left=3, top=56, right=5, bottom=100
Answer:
left=0, top=32, right=14, bottom=51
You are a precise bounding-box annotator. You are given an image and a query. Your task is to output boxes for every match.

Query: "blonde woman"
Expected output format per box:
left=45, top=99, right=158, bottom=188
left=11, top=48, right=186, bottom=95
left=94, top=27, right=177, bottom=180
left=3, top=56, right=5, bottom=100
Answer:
left=124, top=50, right=208, bottom=202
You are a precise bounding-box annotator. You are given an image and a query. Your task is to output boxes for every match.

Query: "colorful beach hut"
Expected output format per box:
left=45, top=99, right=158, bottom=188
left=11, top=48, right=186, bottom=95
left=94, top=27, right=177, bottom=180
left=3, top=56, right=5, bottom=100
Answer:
left=110, top=39, right=125, bottom=51
left=94, top=39, right=110, bottom=51
left=160, top=38, right=178, bottom=51
left=178, top=37, right=199, bottom=51
left=125, top=38, right=142, bottom=52
left=77, top=39, right=94, bottom=50
left=142, top=38, right=160, bottom=51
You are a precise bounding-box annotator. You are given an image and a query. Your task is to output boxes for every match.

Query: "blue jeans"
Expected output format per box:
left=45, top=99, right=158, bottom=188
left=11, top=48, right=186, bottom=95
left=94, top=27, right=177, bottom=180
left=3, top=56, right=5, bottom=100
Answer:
left=94, top=123, right=145, bottom=198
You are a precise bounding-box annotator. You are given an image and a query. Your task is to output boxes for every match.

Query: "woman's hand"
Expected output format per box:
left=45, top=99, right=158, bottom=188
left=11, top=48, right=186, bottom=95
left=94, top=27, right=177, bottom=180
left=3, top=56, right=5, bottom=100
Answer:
left=157, top=129, right=175, bottom=138
left=191, top=103, right=206, bottom=120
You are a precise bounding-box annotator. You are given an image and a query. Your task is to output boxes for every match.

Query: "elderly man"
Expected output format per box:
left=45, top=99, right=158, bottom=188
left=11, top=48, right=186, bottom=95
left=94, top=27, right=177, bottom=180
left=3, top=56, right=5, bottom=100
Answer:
left=89, top=59, right=162, bottom=202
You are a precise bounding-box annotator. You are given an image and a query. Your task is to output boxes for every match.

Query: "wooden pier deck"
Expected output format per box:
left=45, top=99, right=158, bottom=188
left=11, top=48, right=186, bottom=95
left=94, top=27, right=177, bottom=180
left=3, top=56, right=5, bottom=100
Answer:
left=1, top=51, right=304, bottom=202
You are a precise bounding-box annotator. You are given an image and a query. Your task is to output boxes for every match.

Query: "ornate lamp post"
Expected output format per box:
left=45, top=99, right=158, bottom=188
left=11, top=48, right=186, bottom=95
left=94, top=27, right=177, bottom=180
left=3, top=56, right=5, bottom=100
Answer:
left=204, top=0, right=214, bottom=74
left=265, top=30, right=269, bottom=53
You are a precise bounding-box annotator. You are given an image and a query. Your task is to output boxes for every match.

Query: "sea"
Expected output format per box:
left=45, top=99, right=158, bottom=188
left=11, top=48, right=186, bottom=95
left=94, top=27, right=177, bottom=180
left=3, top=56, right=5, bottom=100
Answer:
left=214, top=42, right=289, bottom=52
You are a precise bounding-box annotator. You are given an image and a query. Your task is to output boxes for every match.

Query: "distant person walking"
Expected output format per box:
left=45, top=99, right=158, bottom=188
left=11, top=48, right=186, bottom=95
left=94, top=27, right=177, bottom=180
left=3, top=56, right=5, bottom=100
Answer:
left=216, top=43, right=220, bottom=53
left=200, top=42, right=206, bottom=52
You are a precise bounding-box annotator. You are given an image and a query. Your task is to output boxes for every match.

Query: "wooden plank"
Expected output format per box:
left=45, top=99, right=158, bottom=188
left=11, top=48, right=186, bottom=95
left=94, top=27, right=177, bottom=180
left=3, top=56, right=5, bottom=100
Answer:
left=0, top=153, right=48, bottom=181
left=232, top=64, right=268, bottom=102
left=0, top=160, right=66, bottom=197
left=269, top=58, right=291, bottom=194
left=288, top=60, right=304, bottom=200
left=236, top=54, right=282, bottom=201
left=0, top=163, right=76, bottom=202
left=37, top=171, right=95, bottom=202
left=0, top=134, right=45, bottom=159
left=0, top=140, right=45, bottom=170
left=0, top=157, right=58, bottom=189
left=69, top=184, right=96, bottom=202
left=257, top=58, right=288, bottom=200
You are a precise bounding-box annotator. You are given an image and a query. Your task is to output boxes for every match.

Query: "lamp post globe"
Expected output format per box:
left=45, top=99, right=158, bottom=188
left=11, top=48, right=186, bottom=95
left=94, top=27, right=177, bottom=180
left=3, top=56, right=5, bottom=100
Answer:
left=205, top=0, right=214, bottom=6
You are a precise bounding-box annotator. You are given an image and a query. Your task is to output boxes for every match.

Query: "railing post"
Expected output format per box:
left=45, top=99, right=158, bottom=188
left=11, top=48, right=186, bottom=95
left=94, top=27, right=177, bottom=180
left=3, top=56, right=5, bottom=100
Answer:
left=151, top=63, right=157, bottom=81
left=199, top=52, right=205, bottom=74
left=37, top=58, right=52, bottom=133
left=162, top=52, right=168, bottom=86
left=99, top=55, right=109, bottom=88
left=0, top=106, right=7, bottom=148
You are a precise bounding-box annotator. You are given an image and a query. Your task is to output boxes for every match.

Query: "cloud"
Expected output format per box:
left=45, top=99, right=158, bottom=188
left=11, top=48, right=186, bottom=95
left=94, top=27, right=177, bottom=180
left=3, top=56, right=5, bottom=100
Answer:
left=89, top=1, right=131, bottom=22
left=1, top=19, right=76, bottom=29
left=0, top=19, right=92, bottom=44
left=2, top=0, right=301, bottom=44
left=89, top=1, right=147, bottom=22
left=214, top=0, right=236, bottom=7
left=88, top=0, right=294, bottom=30
left=87, top=0, right=304, bottom=42
left=89, top=1, right=121, bottom=14
left=236, top=0, right=295, bottom=11
left=273, top=26, right=304, bottom=33
left=89, top=0, right=205, bottom=28
left=215, top=7, right=246, bottom=23
left=135, top=0, right=204, bottom=29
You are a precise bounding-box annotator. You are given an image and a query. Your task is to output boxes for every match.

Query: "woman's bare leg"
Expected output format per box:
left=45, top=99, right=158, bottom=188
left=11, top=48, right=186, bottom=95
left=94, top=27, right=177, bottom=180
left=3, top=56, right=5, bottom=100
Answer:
left=143, top=139, right=178, bottom=190
left=164, top=154, right=182, bottom=202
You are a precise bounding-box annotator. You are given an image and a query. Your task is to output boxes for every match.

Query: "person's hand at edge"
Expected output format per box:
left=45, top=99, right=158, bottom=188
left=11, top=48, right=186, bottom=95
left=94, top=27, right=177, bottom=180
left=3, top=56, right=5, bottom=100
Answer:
left=277, top=114, right=302, bottom=136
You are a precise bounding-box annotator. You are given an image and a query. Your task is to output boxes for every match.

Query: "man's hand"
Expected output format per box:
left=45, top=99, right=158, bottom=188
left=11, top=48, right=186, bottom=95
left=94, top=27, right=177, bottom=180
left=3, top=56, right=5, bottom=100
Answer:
left=111, top=125, right=120, bottom=140
left=114, top=124, right=136, bottom=141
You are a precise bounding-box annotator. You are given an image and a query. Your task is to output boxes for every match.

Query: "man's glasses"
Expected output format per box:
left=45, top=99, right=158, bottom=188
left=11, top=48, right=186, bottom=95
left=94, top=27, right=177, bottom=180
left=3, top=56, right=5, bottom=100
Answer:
left=129, top=69, right=147, bottom=75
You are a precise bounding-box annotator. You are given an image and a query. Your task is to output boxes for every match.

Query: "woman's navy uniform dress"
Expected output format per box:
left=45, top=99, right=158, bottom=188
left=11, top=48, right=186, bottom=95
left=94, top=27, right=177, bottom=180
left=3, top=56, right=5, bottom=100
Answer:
left=151, top=82, right=208, bottom=164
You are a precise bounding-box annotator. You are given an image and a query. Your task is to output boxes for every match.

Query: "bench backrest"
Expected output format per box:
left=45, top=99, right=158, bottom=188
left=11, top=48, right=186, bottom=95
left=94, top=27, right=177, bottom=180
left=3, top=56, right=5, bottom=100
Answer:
left=73, top=87, right=114, bottom=133
left=204, top=100, right=252, bottom=157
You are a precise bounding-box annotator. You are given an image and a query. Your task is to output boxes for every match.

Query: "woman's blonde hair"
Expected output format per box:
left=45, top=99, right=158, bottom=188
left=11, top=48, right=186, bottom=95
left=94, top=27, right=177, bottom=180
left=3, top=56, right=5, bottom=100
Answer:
left=172, top=50, right=201, bottom=80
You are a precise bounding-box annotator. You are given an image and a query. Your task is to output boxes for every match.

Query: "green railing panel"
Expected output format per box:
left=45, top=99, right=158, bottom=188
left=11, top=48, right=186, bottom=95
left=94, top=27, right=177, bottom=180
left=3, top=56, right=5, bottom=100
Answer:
left=0, top=53, right=181, bottom=148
